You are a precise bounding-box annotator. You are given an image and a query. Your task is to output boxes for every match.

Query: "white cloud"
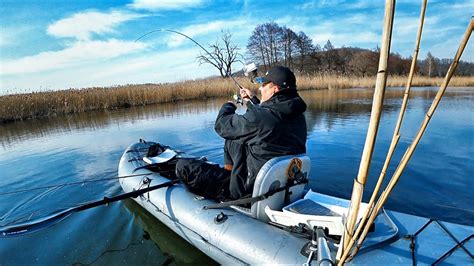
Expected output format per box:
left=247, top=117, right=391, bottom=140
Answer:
left=0, top=46, right=217, bottom=92
left=311, top=31, right=380, bottom=47
left=167, top=19, right=247, bottom=47
left=0, top=31, right=13, bottom=48
left=47, top=10, right=144, bottom=40
left=297, top=0, right=346, bottom=10
left=0, top=26, right=32, bottom=49
left=1, top=39, right=148, bottom=75
left=129, top=0, right=204, bottom=10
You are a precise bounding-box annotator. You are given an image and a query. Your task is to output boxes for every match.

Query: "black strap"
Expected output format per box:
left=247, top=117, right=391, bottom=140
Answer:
left=203, top=179, right=307, bottom=210
left=433, top=234, right=473, bottom=265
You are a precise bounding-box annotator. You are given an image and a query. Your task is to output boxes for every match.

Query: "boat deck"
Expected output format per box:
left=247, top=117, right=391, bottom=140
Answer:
left=351, top=210, right=473, bottom=265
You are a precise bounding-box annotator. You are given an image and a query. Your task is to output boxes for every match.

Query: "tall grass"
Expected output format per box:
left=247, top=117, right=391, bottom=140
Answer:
left=296, top=75, right=474, bottom=90
left=1, top=75, right=473, bottom=123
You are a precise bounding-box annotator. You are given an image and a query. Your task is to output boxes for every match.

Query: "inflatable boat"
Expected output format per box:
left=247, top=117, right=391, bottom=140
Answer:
left=118, top=140, right=473, bottom=265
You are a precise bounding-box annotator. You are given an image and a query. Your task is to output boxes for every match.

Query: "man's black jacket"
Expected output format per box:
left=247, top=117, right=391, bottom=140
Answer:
left=215, top=89, right=307, bottom=199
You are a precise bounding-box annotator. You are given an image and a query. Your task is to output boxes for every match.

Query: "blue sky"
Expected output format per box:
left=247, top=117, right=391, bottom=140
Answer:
left=0, top=0, right=472, bottom=94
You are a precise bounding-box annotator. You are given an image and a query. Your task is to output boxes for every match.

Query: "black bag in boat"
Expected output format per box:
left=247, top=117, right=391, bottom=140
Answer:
left=147, top=143, right=167, bottom=157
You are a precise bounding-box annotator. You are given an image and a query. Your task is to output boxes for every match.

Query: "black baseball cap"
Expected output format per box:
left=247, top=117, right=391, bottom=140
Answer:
left=255, top=66, right=296, bottom=90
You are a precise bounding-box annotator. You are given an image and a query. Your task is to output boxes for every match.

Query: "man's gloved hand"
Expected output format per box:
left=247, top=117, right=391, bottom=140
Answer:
left=239, top=87, right=254, bottom=102
left=220, top=101, right=237, bottom=114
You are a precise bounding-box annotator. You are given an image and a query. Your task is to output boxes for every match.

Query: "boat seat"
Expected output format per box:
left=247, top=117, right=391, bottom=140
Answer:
left=232, top=154, right=311, bottom=222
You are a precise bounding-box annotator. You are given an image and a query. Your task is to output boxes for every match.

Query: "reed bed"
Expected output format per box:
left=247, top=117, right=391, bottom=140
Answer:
left=1, top=75, right=473, bottom=123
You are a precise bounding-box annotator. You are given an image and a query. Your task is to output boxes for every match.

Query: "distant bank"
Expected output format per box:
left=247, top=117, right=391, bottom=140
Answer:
left=1, top=75, right=473, bottom=123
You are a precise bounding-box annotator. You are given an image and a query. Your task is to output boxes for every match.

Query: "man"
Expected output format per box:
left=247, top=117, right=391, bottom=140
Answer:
left=176, top=66, right=307, bottom=201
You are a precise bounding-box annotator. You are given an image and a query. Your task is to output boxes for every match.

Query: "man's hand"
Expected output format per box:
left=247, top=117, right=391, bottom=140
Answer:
left=239, top=87, right=254, bottom=102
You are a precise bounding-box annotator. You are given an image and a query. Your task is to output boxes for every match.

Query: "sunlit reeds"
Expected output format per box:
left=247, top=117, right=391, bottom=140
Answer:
left=296, top=75, right=474, bottom=90
left=1, top=75, right=473, bottom=123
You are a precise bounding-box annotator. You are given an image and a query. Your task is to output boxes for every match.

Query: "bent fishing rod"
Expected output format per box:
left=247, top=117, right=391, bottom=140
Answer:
left=0, top=179, right=179, bottom=237
left=136, top=29, right=257, bottom=105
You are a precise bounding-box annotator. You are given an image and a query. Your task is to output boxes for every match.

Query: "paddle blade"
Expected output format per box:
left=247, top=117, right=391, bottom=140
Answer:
left=0, top=207, right=74, bottom=238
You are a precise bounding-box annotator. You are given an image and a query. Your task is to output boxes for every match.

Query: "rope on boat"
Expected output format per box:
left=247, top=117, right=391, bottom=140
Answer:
left=405, top=219, right=474, bottom=265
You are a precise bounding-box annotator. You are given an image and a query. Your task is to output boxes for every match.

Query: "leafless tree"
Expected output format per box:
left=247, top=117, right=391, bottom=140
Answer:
left=279, top=27, right=298, bottom=68
left=295, top=31, right=316, bottom=73
left=423, top=51, right=439, bottom=77
left=347, top=50, right=379, bottom=76
left=197, top=30, right=242, bottom=78
left=247, top=22, right=283, bottom=70
left=244, top=22, right=463, bottom=77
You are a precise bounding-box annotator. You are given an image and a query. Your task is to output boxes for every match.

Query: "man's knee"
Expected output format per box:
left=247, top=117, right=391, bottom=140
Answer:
left=175, top=158, right=194, bottom=183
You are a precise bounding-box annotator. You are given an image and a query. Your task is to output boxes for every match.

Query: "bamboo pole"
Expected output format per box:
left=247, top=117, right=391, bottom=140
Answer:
left=337, top=0, right=396, bottom=261
left=348, top=17, right=473, bottom=260
left=338, top=0, right=428, bottom=262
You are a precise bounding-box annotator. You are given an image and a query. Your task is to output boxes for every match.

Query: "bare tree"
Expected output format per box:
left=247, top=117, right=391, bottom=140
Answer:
left=423, top=51, right=438, bottom=77
left=247, top=22, right=283, bottom=70
left=295, top=31, right=316, bottom=73
left=279, top=27, right=298, bottom=69
left=322, top=40, right=338, bottom=73
left=197, top=30, right=242, bottom=78
left=347, top=50, right=379, bottom=76
left=247, top=26, right=268, bottom=69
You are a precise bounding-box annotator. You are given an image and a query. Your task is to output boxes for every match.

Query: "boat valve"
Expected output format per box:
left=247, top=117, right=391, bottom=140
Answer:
left=214, top=212, right=228, bottom=224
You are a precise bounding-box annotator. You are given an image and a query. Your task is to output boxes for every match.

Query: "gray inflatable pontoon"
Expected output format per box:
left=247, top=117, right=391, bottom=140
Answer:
left=118, top=141, right=473, bottom=265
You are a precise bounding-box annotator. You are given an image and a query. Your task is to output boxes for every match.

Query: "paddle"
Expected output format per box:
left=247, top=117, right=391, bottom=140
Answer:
left=0, top=179, right=179, bottom=238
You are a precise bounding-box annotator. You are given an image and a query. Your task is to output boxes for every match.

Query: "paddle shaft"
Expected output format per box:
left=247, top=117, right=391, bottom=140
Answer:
left=0, top=179, right=179, bottom=237
left=75, top=179, right=179, bottom=212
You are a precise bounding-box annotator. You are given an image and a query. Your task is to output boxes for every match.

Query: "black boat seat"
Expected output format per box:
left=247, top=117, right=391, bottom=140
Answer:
left=232, top=154, right=311, bottom=222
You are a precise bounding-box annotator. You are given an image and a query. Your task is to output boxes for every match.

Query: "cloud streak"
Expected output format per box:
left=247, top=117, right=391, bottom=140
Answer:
left=129, top=0, right=204, bottom=10
left=0, top=47, right=215, bottom=91
left=167, top=19, right=247, bottom=47
left=47, top=10, right=144, bottom=40
left=1, top=40, right=148, bottom=75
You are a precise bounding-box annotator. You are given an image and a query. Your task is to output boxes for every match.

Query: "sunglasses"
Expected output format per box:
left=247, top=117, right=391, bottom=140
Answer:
left=255, top=77, right=265, bottom=84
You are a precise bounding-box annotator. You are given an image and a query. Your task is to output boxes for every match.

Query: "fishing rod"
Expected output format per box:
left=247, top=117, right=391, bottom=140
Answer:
left=136, top=29, right=258, bottom=105
left=0, top=179, right=179, bottom=237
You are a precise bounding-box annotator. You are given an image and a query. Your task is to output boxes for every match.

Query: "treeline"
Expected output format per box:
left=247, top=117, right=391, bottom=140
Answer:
left=245, top=22, right=474, bottom=77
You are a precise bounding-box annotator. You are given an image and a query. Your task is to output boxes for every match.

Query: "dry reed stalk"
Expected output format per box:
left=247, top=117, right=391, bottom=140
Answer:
left=350, top=16, right=473, bottom=259
left=338, top=0, right=395, bottom=262
left=340, top=0, right=428, bottom=262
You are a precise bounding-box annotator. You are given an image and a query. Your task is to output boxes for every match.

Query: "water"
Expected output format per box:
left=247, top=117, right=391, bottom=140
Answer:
left=0, top=87, right=472, bottom=264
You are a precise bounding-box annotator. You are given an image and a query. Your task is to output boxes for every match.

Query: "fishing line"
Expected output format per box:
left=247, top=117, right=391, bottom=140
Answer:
left=0, top=190, right=128, bottom=227
left=135, top=29, right=249, bottom=103
left=0, top=173, right=153, bottom=196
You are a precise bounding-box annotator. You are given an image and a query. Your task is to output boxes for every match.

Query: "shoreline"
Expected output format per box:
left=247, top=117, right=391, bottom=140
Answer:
left=1, top=75, right=473, bottom=123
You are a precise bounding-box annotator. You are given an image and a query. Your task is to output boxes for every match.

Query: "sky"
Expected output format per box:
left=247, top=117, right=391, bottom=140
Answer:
left=0, top=0, right=473, bottom=94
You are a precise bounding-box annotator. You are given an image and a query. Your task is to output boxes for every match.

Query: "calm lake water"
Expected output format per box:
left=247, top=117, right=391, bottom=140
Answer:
left=0, top=87, right=473, bottom=264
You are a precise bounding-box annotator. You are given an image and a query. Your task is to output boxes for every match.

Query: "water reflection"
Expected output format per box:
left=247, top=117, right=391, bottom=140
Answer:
left=0, top=99, right=222, bottom=150
left=123, top=199, right=218, bottom=265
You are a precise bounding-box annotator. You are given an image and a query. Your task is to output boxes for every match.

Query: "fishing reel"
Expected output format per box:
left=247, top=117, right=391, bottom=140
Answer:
left=232, top=62, right=259, bottom=105
left=243, top=62, right=258, bottom=83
